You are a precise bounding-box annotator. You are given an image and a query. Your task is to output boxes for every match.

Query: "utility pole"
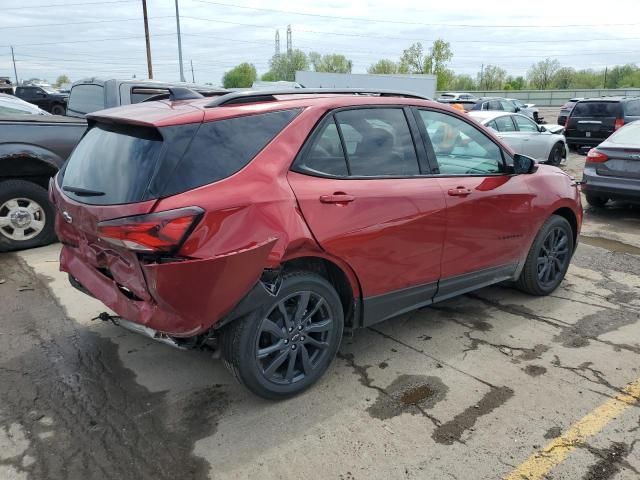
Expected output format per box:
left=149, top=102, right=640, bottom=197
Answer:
left=480, top=63, right=484, bottom=90
left=286, top=25, right=292, bottom=54
left=175, top=0, right=186, bottom=82
left=275, top=29, right=280, bottom=57
left=141, top=0, right=153, bottom=79
left=10, top=46, right=18, bottom=85
left=603, top=66, right=608, bottom=89
left=190, top=59, right=195, bottom=83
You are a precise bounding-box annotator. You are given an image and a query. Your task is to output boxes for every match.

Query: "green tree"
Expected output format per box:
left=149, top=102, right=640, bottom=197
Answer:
left=478, top=65, right=507, bottom=90
left=571, top=69, right=602, bottom=89
left=450, top=74, right=476, bottom=90
left=399, top=42, right=425, bottom=73
left=527, top=58, right=561, bottom=89
left=222, top=62, right=257, bottom=88
left=367, top=59, right=400, bottom=74
left=309, top=52, right=352, bottom=73
left=504, top=75, right=526, bottom=90
left=606, top=64, right=639, bottom=88
left=424, top=39, right=453, bottom=89
left=551, top=67, right=575, bottom=89
left=263, top=50, right=309, bottom=82
left=54, top=75, right=70, bottom=87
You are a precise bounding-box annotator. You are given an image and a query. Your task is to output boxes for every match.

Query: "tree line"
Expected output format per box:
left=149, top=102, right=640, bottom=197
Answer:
left=222, top=40, right=640, bottom=91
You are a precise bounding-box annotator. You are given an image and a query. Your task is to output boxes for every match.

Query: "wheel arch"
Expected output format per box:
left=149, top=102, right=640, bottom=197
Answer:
left=552, top=206, right=578, bottom=248
left=0, top=148, right=61, bottom=190
left=281, top=255, right=361, bottom=329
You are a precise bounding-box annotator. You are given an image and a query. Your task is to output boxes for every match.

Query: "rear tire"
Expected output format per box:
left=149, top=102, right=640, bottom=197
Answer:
left=585, top=194, right=609, bottom=208
left=515, top=215, right=573, bottom=296
left=50, top=104, right=66, bottom=115
left=547, top=143, right=564, bottom=166
left=0, top=180, right=57, bottom=253
left=221, top=271, right=344, bottom=400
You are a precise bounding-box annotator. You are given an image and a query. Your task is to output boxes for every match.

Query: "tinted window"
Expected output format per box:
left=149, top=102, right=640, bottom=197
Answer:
left=162, top=109, right=300, bottom=195
left=486, top=120, right=498, bottom=131
left=296, top=118, right=348, bottom=176
left=489, top=101, right=503, bottom=110
left=61, top=124, right=163, bottom=205
left=418, top=110, right=503, bottom=175
left=130, top=87, right=170, bottom=103
left=513, top=115, right=538, bottom=132
left=624, top=100, right=640, bottom=116
left=68, top=84, right=104, bottom=115
left=334, top=108, right=419, bottom=176
left=572, top=102, right=620, bottom=117
left=493, top=116, right=516, bottom=132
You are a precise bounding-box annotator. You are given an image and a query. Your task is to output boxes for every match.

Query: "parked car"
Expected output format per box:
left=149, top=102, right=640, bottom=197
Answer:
left=0, top=77, right=14, bottom=95
left=565, top=97, right=640, bottom=152
left=470, top=97, right=543, bottom=123
left=581, top=120, right=640, bottom=207
left=505, top=98, right=542, bottom=123
left=15, top=85, right=68, bottom=115
left=469, top=111, right=566, bottom=165
left=51, top=88, right=582, bottom=399
left=437, top=92, right=477, bottom=102
left=557, top=97, right=583, bottom=125
left=0, top=93, right=51, bottom=115
left=66, top=78, right=227, bottom=118
left=0, top=114, right=86, bottom=251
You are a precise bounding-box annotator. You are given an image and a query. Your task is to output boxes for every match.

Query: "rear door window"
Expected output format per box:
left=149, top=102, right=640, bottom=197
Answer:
left=61, top=124, right=163, bottom=205
left=68, top=84, right=104, bottom=115
left=161, top=109, right=300, bottom=195
left=334, top=108, right=420, bottom=176
left=500, top=100, right=517, bottom=113
left=493, top=116, right=517, bottom=132
left=572, top=102, right=619, bottom=117
left=295, top=118, right=348, bottom=177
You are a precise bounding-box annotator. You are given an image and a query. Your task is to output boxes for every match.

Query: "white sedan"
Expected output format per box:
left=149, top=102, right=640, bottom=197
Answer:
left=469, top=111, right=567, bottom=166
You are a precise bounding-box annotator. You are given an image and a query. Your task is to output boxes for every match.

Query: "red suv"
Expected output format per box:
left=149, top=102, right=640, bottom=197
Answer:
left=51, top=89, right=582, bottom=399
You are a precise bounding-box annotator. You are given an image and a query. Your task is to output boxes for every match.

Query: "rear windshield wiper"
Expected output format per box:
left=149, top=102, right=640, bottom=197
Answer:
left=62, top=185, right=105, bottom=196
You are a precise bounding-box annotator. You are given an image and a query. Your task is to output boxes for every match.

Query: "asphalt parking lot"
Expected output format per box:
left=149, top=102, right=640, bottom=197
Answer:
left=1, top=144, right=640, bottom=479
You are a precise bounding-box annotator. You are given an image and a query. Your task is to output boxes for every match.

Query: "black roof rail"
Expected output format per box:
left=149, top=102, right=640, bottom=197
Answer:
left=204, top=88, right=431, bottom=108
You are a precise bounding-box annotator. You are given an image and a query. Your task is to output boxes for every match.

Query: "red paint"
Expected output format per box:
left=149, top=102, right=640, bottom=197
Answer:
left=54, top=94, right=582, bottom=337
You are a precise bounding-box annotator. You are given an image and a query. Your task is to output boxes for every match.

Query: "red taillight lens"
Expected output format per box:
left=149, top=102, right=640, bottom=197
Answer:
left=586, top=149, right=608, bottom=163
left=615, top=118, right=625, bottom=130
left=97, top=207, right=204, bottom=253
left=564, top=116, right=570, bottom=129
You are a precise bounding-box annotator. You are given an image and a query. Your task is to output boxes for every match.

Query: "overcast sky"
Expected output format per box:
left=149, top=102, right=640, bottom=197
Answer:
left=2, top=0, right=639, bottom=86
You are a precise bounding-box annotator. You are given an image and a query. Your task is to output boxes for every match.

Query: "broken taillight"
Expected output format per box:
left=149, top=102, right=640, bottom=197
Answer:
left=97, top=207, right=204, bottom=253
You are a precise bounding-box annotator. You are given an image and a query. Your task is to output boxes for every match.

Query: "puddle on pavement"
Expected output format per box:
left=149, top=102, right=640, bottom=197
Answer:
left=580, top=236, right=640, bottom=256
left=544, top=426, right=563, bottom=439
left=432, top=386, right=514, bottom=445
left=583, top=442, right=630, bottom=480
left=523, top=365, right=547, bottom=377
left=367, top=375, right=448, bottom=421
left=553, top=308, right=639, bottom=350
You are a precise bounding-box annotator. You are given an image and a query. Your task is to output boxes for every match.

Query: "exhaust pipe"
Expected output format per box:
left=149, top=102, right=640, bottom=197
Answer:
left=94, top=312, right=186, bottom=350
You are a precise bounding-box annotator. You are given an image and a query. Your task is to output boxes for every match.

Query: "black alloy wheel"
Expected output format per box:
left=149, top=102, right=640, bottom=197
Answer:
left=536, top=226, right=570, bottom=289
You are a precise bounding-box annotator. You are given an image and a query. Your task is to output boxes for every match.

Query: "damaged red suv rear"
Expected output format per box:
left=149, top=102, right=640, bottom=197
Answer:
left=51, top=88, right=582, bottom=399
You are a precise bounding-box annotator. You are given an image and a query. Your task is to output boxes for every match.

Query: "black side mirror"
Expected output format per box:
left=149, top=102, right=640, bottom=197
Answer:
left=513, top=154, right=537, bottom=174
left=515, top=106, right=520, bottom=112
left=538, top=125, right=547, bottom=133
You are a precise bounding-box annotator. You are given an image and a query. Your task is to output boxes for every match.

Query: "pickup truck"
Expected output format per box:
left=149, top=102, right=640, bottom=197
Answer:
left=0, top=115, right=86, bottom=251
left=15, top=85, right=69, bottom=115
left=1, top=80, right=227, bottom=252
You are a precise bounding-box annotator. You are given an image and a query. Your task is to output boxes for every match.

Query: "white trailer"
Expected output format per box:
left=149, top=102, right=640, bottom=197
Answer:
left=295, top=71, right=436, bottom=99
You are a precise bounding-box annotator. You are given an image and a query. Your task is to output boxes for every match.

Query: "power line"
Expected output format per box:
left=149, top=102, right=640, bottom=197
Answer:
left=0, top=16, right=173, bottom=30
left=192, top=0, right=640, bottom=29
left=3, top=0, right=137, bottom=11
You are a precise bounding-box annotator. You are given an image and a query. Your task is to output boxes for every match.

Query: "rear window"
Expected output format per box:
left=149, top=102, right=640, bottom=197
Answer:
left=160, top=109, right=300, bottom=196
left=571, top=102, right=620, bottom=117
left=68, top=84, right=104, bottom=115
left=130, top=87, right=169, bottom=103
left=607, top=122, right=640, bottom=145
left=61, top=124, right=163, bottom=205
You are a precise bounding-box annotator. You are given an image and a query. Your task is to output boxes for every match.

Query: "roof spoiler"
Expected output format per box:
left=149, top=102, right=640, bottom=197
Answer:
left=204, top=88, right=432, bottom=107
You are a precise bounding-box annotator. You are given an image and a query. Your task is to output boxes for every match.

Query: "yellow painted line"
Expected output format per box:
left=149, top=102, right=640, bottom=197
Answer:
left=505, top=378, right=640, bottom=480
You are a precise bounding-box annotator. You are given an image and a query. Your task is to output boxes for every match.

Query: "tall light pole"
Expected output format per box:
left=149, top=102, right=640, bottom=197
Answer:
left=175, top=0, right=186, bottom=82
left=142, top=0, right=153, bottom=79
left=10, top=46, right=19, bottom=85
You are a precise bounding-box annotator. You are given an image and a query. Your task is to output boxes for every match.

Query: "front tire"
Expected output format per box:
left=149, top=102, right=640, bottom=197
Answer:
left=516, top=215, right=573, bottom=296
left=221, top=271, right=344, bottom=400
left=547, top=143, right=564, bottom=166
left=0, top=180, right=57, bottom=252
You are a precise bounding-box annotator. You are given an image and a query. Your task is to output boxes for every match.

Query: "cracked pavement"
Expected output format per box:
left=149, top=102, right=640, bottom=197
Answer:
left=1, top=149, right=640, bottom=479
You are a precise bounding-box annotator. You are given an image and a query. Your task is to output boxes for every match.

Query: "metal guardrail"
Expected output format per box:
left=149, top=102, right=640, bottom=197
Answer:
left=436, top=89, right=640, bottom=106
